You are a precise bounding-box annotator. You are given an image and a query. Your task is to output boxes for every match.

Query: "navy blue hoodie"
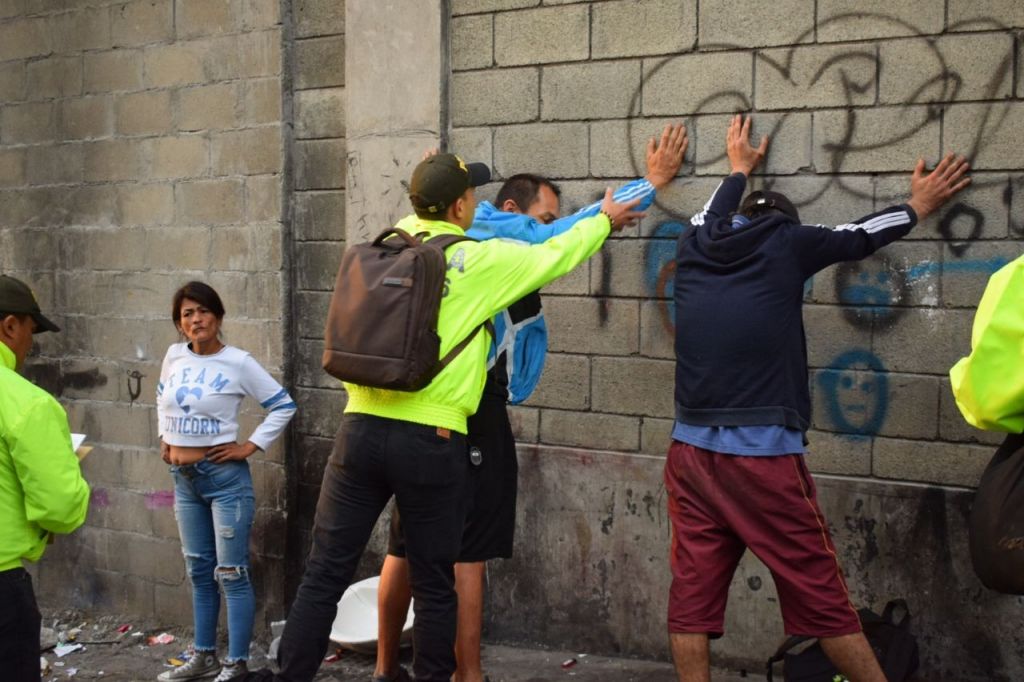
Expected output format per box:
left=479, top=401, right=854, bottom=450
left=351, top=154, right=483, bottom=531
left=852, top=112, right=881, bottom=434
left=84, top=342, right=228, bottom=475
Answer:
left=673, top=173, right=918, bottom=432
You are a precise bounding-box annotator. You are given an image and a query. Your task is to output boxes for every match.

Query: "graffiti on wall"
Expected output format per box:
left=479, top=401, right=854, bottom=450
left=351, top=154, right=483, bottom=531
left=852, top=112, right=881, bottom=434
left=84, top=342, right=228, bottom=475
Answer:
left=581, top=11, right=1022, bottom=439
left=817, top=350, right=890, bottom=436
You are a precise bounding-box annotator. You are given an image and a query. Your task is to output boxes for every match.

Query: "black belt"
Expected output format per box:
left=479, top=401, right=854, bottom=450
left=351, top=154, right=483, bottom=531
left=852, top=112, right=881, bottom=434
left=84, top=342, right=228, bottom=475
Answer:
left=0, top=567, right=27, bottom=581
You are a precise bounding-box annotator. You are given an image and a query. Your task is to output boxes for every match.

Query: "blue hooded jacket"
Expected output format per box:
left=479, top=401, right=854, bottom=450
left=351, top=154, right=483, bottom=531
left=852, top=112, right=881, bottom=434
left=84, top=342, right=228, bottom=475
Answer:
left=467, top=178, right=657, bottom=403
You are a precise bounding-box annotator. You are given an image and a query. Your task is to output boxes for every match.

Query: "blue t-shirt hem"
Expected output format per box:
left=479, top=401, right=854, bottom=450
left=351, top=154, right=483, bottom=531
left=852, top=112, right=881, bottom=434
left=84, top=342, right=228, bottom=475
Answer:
left=672, top=421, right=806, bottom=456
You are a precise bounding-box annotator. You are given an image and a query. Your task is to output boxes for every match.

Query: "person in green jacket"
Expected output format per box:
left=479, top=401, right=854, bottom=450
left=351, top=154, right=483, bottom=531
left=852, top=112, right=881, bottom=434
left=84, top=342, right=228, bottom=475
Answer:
left=245, top=154, right=645, bottom=682
left=0, top=274, right=90, bottom=682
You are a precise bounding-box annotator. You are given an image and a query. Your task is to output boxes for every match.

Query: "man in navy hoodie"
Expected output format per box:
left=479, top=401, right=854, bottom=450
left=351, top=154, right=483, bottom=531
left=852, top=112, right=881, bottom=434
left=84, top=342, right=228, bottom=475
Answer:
left=666, top=115, right=970, bottom=682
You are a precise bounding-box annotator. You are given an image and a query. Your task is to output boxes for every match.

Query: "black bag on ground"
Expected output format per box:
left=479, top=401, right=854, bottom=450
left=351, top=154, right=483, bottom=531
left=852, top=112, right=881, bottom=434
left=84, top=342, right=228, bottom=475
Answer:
left=968, top=432, right=1024, bottom=594
left=765, top=600, right=919, bottom=682
left=322, top=228, right=489, bottom=391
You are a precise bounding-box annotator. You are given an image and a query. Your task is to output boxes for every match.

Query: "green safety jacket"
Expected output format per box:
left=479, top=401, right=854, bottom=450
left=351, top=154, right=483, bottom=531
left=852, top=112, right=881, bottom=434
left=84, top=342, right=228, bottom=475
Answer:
left=0, top=342, right=90, bottom=572
left=344, top=212, right=611, bottom=434
left=950, top=254, right=1024, bottom=433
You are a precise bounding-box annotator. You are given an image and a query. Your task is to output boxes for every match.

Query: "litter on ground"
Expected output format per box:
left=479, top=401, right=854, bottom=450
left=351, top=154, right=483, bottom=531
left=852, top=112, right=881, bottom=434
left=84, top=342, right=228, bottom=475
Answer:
left=55, top=643, right=85, bottom=657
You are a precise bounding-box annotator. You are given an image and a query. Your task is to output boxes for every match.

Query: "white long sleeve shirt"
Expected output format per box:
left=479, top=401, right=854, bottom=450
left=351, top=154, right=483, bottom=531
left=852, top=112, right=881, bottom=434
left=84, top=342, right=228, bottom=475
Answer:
left=157, top=343, right=296, bottom=451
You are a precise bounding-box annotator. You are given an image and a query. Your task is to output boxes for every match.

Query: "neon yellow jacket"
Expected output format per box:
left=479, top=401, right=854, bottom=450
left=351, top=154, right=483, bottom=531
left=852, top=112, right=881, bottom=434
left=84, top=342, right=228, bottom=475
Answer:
left=949, top=254, right=1024, bottom=432
left=0, top=342, right=90, bottom=572
left=344, top=212, right=611, bottom=433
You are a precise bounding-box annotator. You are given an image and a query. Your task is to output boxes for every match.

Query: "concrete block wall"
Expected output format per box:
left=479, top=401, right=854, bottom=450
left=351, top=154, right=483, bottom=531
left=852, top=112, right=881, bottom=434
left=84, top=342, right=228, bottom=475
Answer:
left=450, top=0, right=1024, bottom=676
left=4, top=0, right=1022, bottom=675
left=283, top=0, right=352, bottom=599
left=0, top=0, right=290, bottom=628
left=451, top=0, right=1023, bottom=487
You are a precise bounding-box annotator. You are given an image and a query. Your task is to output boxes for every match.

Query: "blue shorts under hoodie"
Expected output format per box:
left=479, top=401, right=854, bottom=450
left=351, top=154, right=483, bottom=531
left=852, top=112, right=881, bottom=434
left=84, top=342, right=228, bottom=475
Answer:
left=672, top=172, right=918, bottom=455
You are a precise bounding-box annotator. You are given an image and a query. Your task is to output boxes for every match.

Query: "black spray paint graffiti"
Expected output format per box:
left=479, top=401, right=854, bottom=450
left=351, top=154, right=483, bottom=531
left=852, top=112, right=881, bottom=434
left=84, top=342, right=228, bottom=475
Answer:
left=586, top=11, right=1024, bottom=439
left=621, top=15, right=1017, bottom=221
left=624, top=9, right=1022, bottom=323
left=939, top=203, right=985, bottom=256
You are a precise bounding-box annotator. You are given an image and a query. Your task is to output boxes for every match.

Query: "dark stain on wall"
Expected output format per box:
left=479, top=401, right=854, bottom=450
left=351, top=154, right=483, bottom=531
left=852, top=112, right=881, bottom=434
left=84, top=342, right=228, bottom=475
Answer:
left=23, top=362, right=107, bottom=398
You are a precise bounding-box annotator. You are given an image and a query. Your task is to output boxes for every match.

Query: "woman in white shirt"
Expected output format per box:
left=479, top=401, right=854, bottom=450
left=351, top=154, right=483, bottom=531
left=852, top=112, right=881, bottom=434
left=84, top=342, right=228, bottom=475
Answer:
left=155, top=282, right=296, bottom=682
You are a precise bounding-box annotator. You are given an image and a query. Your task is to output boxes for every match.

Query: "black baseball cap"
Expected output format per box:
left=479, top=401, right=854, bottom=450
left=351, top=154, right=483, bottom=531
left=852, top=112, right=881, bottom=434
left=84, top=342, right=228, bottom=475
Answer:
left=739, top=190, right=800, bottom=224
left=409, top=153, right=491, bottom=215
left=0, top=275, right=60, bottom=333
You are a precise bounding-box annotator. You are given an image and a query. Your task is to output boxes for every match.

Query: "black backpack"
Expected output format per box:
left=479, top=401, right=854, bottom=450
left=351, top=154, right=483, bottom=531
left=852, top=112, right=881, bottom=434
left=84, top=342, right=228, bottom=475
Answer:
left=765, top=600, right=919, bottom=682
left=968, top=432, right=1024, bottom=594
left=322, top=228, right=490, bottom=391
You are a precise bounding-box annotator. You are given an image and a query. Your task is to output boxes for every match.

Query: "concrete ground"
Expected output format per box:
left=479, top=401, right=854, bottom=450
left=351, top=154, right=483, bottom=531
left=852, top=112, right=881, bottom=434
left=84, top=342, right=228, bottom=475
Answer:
left=317, top=643, right=753, bottom=681
left=39, top=611, right=754, bottom=681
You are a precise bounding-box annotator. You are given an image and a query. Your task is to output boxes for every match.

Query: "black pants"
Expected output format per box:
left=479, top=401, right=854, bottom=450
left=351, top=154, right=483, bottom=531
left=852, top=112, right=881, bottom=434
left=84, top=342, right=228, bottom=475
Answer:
left=388, top=393, right=519, bottom=562
left=0, top=568, right=41, bottom=682
left=277, top=413, right=468, bottom=682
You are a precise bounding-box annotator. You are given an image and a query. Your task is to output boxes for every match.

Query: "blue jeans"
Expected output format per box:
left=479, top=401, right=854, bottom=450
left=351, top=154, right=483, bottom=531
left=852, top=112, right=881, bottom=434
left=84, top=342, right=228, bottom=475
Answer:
left=172, top=459, right=256, bottom=662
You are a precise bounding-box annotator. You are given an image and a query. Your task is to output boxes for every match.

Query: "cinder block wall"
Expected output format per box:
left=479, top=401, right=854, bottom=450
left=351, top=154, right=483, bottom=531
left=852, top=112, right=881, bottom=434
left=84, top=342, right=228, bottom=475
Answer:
left=283, top=0, right=356, bottom=601
left=6, top=0, right=1024, bottom=677
left=0, top=0, right=291, bottom=628
left=448, top=0, right=1024, bottom=678
left=452, top=0, right=1023, bottom=481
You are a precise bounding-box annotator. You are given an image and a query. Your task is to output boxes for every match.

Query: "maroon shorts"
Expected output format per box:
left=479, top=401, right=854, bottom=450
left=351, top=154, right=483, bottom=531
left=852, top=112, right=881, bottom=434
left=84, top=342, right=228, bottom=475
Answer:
left=663, top=441, right=861, bottom=638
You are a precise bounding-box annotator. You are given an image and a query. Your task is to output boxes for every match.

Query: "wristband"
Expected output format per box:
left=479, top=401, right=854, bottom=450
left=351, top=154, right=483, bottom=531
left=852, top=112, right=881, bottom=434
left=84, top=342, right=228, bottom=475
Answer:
left=599, top=209, right=615, bottom=229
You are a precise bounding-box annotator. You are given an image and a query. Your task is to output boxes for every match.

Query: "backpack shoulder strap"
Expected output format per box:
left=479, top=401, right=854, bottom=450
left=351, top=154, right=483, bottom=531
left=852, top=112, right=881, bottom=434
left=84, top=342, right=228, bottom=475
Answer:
left=427, top=231, right=490, bottom=375
left=436, top=320, right=495, bottom=373
left=426, top=233, right=475, bottom=252
left=372, top=227, right=420, bottom=248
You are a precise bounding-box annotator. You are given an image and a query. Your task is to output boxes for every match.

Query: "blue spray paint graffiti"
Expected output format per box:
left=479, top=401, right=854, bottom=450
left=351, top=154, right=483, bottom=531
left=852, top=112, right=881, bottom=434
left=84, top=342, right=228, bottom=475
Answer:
left=818, top=349, right=890, bottom=436
left=904, top=255, right=1012, bottom=282
left=644, top=221, right=687, bottom=332
left=639, top=212, right=1012, bottom=439
left=835, top=254, right=1011, bottom=330
left=835, top=255, right=911, bottom=328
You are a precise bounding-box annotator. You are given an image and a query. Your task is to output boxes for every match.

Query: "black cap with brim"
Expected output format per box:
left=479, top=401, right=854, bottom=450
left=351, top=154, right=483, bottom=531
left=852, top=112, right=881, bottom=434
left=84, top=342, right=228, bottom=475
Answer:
left=409, top=153, right=491, bottom=216
left=740, top=190, right=800, bottom=224
left=0, top=274, right=60, bottom=333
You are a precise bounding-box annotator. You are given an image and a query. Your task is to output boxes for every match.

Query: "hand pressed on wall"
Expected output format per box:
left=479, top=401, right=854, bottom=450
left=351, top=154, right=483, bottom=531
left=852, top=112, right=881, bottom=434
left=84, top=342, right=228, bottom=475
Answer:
left=907, top=153, right=971, bottom=220
left=726, top=114, right=768, bottom=177
left=645, top=123, right=688, bottom=189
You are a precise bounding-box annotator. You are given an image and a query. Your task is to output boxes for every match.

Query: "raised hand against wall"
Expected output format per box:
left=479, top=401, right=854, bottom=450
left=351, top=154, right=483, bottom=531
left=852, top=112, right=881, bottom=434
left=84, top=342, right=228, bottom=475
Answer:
left=906, top=153, right=971, bottom=220
left=644, top=123, right=688, bottom=189
left=726, top=114, right=768, bottom=177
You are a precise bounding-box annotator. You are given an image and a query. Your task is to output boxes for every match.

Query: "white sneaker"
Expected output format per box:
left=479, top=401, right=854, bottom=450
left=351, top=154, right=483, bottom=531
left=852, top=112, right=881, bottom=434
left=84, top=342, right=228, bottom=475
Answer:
left=157, top=652, right=220, bottom=681
left=212, top=659, right=248, bottom=682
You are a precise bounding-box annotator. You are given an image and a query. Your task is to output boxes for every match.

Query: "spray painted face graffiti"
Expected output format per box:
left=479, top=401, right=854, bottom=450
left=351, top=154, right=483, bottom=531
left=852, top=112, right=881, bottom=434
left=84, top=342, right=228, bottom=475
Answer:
left=818, top=349, right=889, bottom=436
left=834, top=254, right=910, bottom=330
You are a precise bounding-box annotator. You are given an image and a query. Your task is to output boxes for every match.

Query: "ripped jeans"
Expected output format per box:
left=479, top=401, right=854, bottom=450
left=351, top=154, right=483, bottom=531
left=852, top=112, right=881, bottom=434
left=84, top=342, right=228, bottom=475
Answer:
left=172, top=459, right=256, bottom=662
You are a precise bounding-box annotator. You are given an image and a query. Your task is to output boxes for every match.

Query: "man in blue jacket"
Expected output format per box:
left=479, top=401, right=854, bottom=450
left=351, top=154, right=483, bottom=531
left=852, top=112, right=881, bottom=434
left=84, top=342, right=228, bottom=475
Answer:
left=666, top=115, right=969, bottom=682
left=374, top=123, right=688, bottom=682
